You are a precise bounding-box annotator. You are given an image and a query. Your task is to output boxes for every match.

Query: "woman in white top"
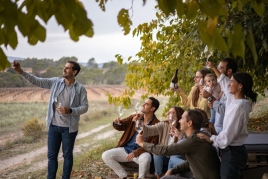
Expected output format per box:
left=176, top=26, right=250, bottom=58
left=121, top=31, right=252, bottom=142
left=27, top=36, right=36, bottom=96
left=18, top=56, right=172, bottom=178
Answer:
left=198, top=61, right=257, bottom=179
left=142, top=106, right=185, bottom=179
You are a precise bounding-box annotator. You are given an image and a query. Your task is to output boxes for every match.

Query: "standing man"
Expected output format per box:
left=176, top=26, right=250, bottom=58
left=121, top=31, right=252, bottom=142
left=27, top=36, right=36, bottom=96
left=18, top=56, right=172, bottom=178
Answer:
left=203, top=58, right=237, bottom=134
left=136, top=109, right=220, bottom=179
left=102, top=97, right=160, bottom=179
left=12, top=60, right=88, bottom=179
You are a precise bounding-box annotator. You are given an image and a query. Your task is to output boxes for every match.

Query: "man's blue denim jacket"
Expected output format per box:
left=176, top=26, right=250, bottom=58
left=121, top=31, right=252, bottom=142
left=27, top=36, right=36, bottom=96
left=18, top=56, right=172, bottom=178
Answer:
left=21, top=71, right=88, bottom=133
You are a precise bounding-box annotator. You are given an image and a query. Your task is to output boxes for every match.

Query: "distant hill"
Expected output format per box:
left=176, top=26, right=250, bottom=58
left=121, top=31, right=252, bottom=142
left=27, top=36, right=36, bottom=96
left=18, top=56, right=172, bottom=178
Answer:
left=8, top=57, right=104, bottom=68
left=7, top=56, right=25, bottom=62
left=80, top=62, right=104, bottom=68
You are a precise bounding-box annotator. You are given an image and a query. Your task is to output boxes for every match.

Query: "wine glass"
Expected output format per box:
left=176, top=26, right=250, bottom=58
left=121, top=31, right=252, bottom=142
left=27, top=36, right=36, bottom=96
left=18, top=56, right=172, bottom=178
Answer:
left=135, top=102, right=142, bottom=114
left=117, top=106, right=125, bottom=118
left=115, top=106, right=125, bottom=125
left=168, top=113, right=176, bottom=126
left=136, top=119, right=144, bottom=134
left=56, top=102, right=62, bottom=116
left=204, top=45, right=213, bottom=68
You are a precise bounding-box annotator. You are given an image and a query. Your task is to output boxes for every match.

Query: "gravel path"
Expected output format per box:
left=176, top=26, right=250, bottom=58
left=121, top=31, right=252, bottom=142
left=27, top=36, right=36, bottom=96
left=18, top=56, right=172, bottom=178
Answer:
left=0, top=124, right=115, bottom=178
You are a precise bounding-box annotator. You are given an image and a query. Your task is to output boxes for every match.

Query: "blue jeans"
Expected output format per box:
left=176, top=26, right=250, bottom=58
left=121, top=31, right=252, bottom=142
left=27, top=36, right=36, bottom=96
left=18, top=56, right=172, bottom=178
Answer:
left=153, top=155, right=169, bottom=175
left=221, top=145, right=248, bottom=179
left=209, top=108, right=215, bottom=124
left=168, top=155, right=185, bottom=169
left=47, top=124, right=78, bottom=179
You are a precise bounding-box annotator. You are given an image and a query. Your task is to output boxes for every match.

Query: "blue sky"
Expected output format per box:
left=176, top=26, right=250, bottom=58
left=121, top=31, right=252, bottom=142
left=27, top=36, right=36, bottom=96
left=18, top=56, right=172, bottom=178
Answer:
left=4, top=0, right=157, bottom=64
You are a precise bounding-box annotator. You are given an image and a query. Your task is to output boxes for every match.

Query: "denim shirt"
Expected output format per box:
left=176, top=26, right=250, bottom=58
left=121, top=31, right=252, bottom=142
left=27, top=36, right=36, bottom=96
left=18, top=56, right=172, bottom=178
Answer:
left=123, top=115, right=155, bottom=154
left=21, top=71, right=88, bottom=133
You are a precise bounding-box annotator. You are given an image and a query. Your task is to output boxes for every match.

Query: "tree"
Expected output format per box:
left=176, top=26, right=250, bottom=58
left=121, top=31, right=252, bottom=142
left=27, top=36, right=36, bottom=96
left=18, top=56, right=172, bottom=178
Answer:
left=102, top=61, right=119, bottom=69
left=104, top=64, right=127, bottom=85
left=110, top=1, right=268, bottom=112
left=1, top=0, right=268, bottom=109
left=2, top=0, right=266, bottom=71
left=87, top=58, right=98, bottom=68
left=2, top=0, right=267, bottom=71
left=0, top=0, right=93, bottom=70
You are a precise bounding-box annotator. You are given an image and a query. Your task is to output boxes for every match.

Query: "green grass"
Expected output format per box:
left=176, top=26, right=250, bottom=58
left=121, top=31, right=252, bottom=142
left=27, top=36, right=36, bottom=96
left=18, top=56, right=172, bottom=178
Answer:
left=0, top=102, right=47, bottom=135
left=2, top=95, right=267, bottom=178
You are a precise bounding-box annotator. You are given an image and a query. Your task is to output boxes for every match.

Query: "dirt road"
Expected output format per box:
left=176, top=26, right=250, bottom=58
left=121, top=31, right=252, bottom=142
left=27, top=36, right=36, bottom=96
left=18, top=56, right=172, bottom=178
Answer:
left=0, top=124, right=116, bottom=178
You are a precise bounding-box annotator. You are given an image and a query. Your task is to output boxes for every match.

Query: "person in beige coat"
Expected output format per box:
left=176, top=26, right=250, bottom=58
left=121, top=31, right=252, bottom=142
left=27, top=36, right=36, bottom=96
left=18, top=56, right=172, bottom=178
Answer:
left=142, top=106, right=185, bottom=179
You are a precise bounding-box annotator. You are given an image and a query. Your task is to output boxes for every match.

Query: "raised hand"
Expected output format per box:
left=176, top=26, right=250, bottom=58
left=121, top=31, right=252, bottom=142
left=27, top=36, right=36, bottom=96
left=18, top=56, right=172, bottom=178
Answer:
left=205, top=61, right=215, bottom=69
left=12, top=60, right=23, bottom=74
left=114, top=117, right=121, bottom=125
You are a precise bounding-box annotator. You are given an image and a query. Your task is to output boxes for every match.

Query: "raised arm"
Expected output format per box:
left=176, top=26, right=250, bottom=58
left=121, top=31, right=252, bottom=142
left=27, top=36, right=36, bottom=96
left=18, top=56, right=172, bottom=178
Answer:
left=13, top=60, right=56, bottom=89
left=206, top=61, right=221, bottom=78
left=136, top=134, right=193, bottom=156
left=142, top=122, right=163, bottom=137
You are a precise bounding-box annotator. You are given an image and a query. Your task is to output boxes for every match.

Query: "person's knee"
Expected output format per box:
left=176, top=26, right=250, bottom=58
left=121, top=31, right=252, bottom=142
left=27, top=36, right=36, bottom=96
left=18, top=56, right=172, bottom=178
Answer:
left=153, top=155, right=162, bottom=162
left=142, top=155, right=151, bottom=164
left=102, top=151, right=109, bottom=161
left=63, top=152, right=73, bottom=159
left=47, top=150, right=58, bottom=160
left=102, top=150, right=114, bottom=162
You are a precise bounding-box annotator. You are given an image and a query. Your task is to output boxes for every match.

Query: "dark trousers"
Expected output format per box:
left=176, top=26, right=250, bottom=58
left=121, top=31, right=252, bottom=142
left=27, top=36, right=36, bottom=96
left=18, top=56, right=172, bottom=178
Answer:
left=221, top=145, right=248, bottom=179
left=47, top=124, right=77, bottom=179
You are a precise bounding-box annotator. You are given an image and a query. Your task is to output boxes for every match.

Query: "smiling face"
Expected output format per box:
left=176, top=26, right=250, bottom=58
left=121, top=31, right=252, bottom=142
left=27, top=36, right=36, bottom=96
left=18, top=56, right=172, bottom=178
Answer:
left=140, top=98, right=155, bottom=114
left=167, top=108, right=176, bottom=121
left=179, top=111, right=190, bottom=132
left=194, top=71, right=203, bottom=86
left=228, top=76, right=242, bottom=95
left=63, top=62, right=77, bottom=79
left=217, top=61, right=228, bottom=75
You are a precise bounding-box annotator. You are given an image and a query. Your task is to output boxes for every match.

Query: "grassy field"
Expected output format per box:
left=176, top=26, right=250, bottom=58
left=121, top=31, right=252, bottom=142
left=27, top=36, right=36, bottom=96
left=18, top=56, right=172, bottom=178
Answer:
left=0, top=94, right=267, bottom=178
left=0, top=96, right=168, bottom=178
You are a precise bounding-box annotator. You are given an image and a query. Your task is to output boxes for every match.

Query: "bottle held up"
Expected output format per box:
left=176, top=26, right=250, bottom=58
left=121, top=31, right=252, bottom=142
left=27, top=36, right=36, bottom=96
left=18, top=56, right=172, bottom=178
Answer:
left=170, top=69, right=179, bottom=89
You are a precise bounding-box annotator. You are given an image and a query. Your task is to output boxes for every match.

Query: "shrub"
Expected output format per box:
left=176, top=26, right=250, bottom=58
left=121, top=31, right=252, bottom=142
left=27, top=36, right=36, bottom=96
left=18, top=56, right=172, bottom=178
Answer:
left=21, top=117, right=44, bottom=139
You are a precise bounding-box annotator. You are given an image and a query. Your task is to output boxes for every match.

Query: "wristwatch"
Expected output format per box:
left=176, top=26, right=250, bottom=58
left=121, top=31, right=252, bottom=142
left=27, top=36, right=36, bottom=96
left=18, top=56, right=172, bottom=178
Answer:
left=208, top=96, right=215, bottom=102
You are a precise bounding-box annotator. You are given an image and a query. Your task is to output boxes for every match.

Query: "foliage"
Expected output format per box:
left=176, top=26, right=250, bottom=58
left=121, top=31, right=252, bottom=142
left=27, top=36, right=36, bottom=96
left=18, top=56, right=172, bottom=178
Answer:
left=104, top=63, right=127, bottom=85
left=0, top=71, right=23, bottom=87
left=1, top=0, right=268, bottom=74
left=112, top=2, right=268, bottom=115
left=19, top=58, right=54, bottom=68
left=87, top=58, right=98, bottom=68
left=102, top=61, right=119, bottom=69
left=1, top=57, right=128, bottom=86
left=21, top=117, right=45, bottom=139
left=248, top=96, right=268, bottom=132
left=0, top=0, right=94, bottom=70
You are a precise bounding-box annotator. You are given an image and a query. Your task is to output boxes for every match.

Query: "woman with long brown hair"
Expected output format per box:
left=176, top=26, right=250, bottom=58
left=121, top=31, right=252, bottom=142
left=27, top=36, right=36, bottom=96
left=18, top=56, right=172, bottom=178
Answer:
left=172, top=68, right=211, bottom=119
left=142, top=106, right=185, bottom=179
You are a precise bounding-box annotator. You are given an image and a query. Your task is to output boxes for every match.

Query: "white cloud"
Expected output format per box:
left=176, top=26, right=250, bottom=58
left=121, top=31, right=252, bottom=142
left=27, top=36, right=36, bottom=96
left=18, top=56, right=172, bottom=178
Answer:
left=4, top=0, right=157, bottom=63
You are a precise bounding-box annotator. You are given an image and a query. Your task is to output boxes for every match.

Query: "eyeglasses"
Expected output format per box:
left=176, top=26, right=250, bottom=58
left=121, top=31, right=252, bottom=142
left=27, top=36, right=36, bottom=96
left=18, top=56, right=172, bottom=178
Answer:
left=217, top=66, right=225, bottom=70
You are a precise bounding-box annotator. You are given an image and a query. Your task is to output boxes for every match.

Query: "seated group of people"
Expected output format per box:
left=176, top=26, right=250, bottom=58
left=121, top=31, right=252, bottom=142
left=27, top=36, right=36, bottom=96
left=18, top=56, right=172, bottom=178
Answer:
left=102, top=59, right=257, bottom=179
